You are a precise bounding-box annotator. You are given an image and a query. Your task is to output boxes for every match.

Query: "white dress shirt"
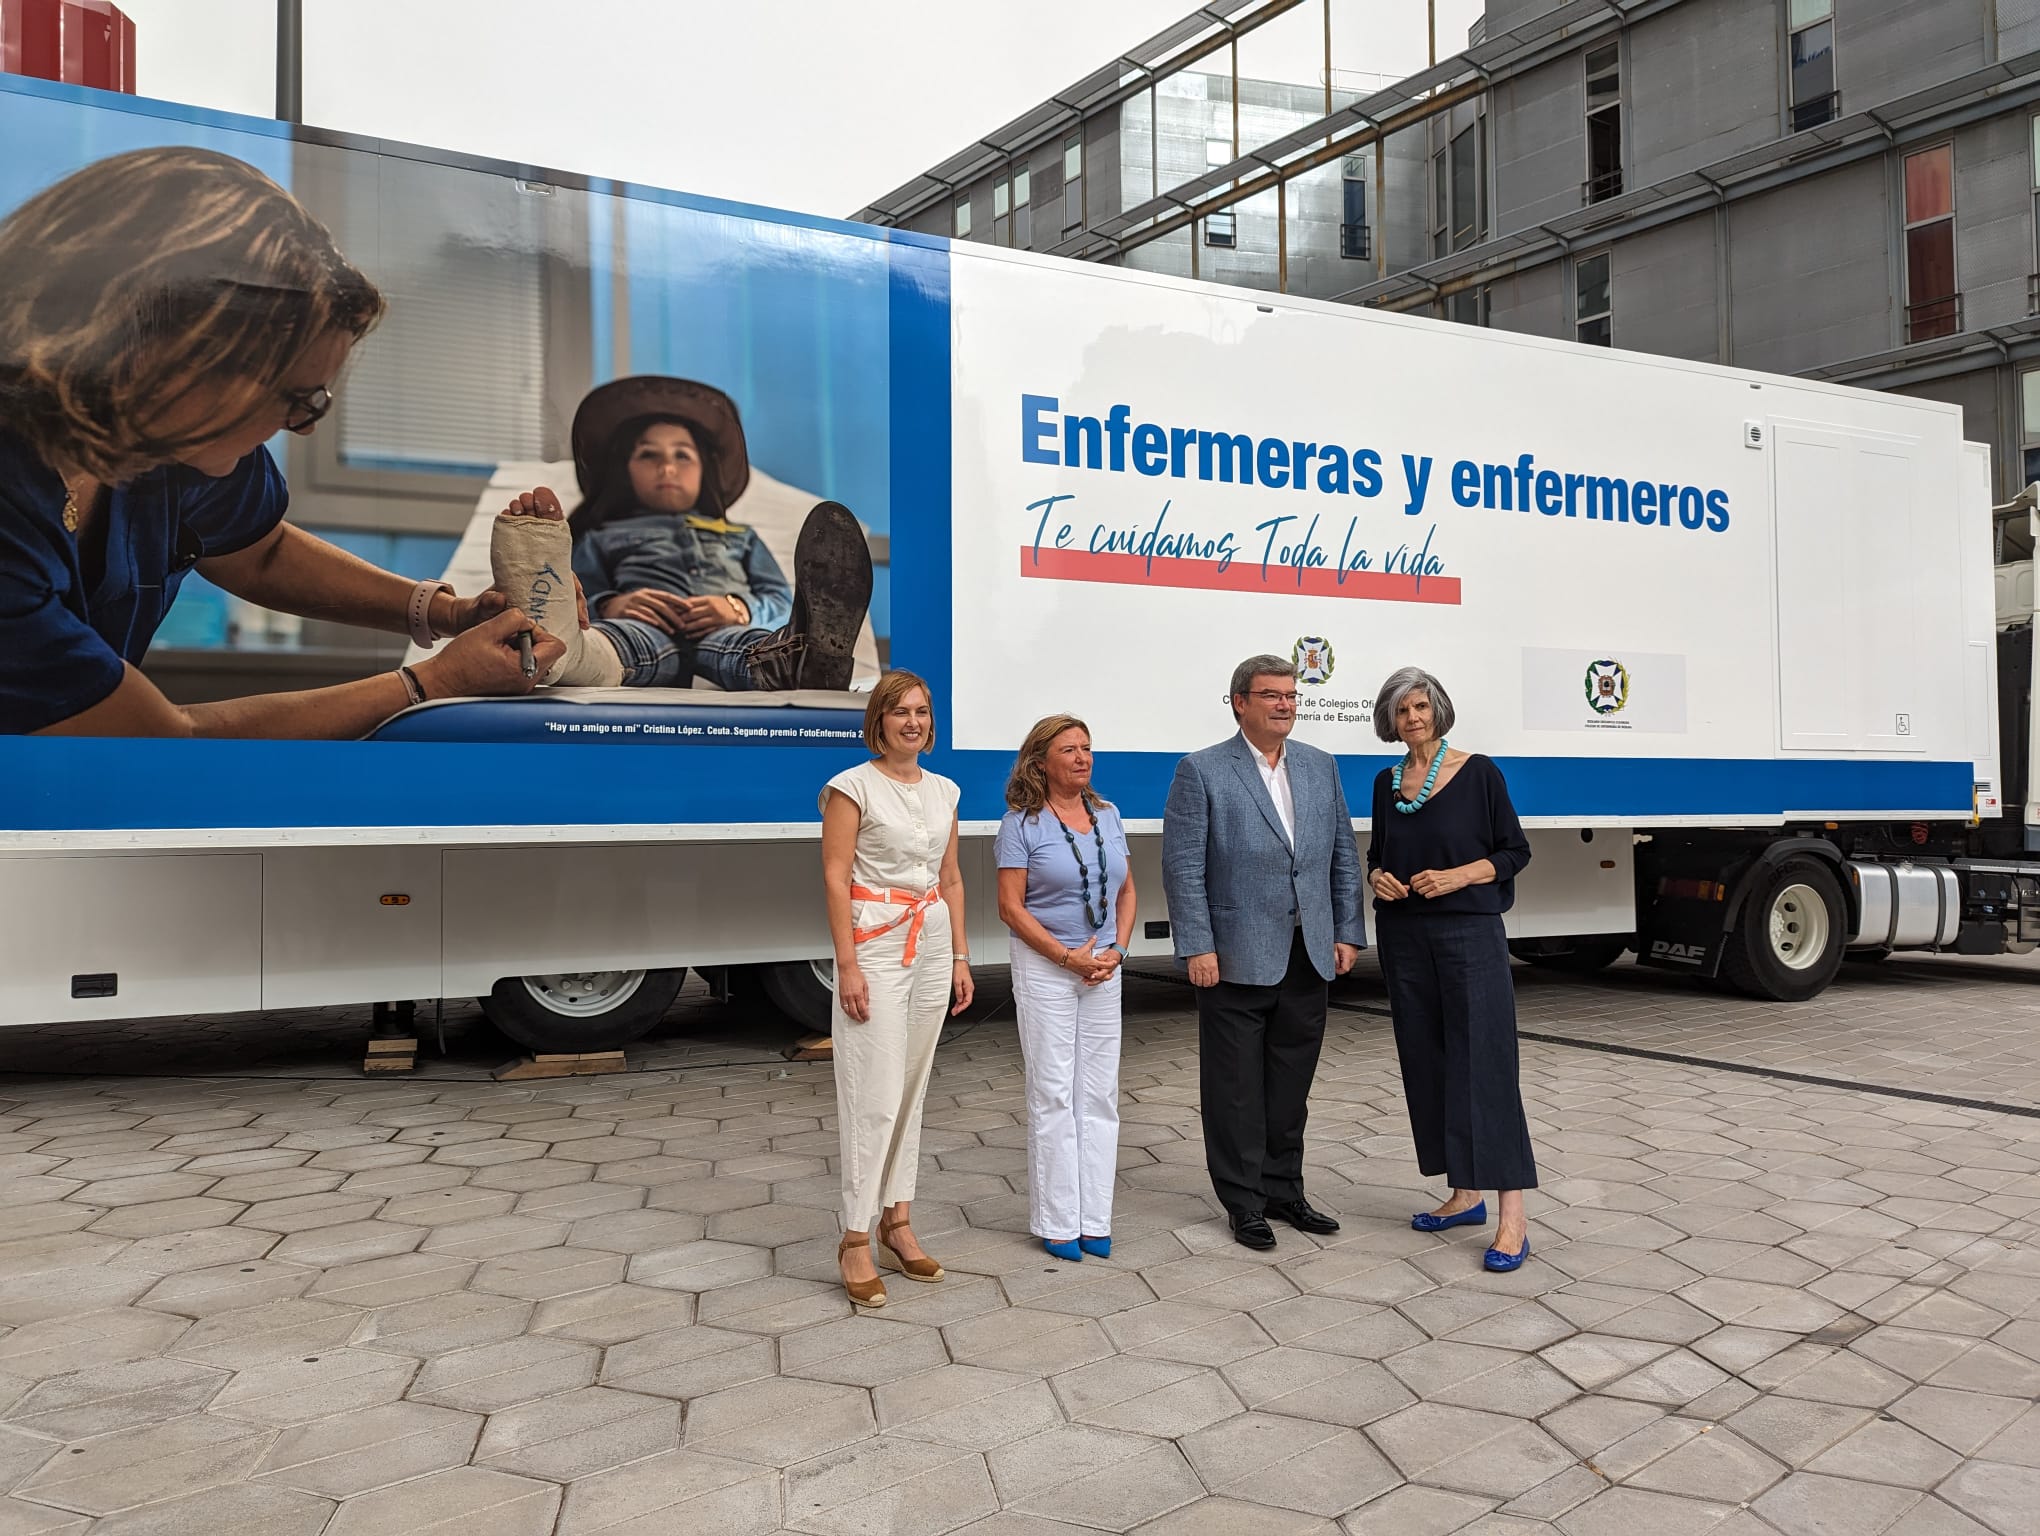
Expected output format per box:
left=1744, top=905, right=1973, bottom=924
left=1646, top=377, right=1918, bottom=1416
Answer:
left=1249, top=735, right=1296, bottom=847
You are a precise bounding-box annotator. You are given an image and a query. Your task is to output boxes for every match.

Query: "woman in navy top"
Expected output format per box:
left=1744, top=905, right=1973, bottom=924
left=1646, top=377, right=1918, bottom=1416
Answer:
left=995, top=714, right=1136, bottom=1262
left=0, top=146, right=566, bottom=738
left=1367, top=667, right=1540, bottom=1274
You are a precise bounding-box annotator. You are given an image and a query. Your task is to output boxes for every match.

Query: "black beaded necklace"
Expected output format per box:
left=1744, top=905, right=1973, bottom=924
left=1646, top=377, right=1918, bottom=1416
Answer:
left=1052, top=800, right=1108, bottom=932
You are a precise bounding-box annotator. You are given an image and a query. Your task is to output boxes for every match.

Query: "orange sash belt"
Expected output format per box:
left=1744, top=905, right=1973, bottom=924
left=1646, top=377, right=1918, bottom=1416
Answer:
left=851, top=884, right=943, bottom=965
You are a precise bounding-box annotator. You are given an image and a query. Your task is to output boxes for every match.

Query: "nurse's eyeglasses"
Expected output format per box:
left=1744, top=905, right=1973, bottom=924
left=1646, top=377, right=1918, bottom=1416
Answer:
left=281, top=384, right=334, bottom=432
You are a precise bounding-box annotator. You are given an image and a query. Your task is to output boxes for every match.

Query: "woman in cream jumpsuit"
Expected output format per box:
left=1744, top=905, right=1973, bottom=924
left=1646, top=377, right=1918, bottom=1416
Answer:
left=821, top=669, right=974, bottom=1307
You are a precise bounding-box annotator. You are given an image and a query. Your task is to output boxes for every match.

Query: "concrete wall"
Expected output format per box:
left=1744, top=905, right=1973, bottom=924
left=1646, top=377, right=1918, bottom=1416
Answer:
left=1629, top=0, right=1780, bottom=184
left=1486, top=260, right=1565, bottom=338
left=1954, top=111, right=2034, bottom=332
left=1490, top=53, right=1584, bottom=235
left=1727, top=157, right=1893, bottom=373
left=1841, top=0, right=1989, bottom=107
left=1613, top=213, right=1720, bottom=362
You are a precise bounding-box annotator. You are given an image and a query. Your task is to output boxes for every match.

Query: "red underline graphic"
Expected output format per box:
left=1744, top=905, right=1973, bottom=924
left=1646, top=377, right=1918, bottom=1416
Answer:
left=1018, top=546, right=1462, bottom=606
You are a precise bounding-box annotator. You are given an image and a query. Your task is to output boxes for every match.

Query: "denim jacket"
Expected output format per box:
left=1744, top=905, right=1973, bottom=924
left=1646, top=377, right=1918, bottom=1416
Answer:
left=572, top=509, right=792, bottom=630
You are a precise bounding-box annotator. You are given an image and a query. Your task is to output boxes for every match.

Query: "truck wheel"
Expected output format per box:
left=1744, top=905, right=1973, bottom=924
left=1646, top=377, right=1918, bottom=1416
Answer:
left=1722, top=859, right=1844, bottom=1002
left=1509, top=937, right=1630, bottom=974
left=480, top=967, right=685, bottom=1053
left=738, top=959, right=837, bottom=1034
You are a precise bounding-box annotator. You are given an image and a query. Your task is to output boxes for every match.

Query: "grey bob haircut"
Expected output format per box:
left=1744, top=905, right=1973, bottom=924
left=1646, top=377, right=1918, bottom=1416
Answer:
left=1374, top=667, right=1456, bottom=744
left=1229, top=653, right=1296, bottom=715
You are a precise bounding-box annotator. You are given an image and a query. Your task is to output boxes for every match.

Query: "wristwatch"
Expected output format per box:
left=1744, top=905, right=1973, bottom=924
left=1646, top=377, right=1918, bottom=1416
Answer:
left=1107, top=943, right=1129, bottom=960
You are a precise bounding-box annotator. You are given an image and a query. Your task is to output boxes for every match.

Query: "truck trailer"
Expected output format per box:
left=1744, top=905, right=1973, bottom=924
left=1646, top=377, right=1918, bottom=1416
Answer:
left=0, top=74, right=2030, bottom=1050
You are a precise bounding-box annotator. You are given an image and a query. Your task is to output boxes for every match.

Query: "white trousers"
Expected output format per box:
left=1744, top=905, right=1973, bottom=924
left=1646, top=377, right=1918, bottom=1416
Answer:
left=833, top=911, right=950, bottom=1232
left=1010, top=939, right=1123, bottom=1241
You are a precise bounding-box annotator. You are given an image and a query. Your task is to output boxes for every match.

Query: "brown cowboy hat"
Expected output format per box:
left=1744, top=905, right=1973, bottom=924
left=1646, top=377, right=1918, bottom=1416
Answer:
left=570, top=375, right=751, bottom=511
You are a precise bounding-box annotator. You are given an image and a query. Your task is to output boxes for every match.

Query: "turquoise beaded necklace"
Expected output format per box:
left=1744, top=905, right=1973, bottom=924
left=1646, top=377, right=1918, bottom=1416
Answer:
left=1391, top=739, right=1449, bottom=814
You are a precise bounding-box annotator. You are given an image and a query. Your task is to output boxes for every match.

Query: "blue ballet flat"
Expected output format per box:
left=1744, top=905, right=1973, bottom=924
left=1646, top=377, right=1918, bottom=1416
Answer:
left=1484, top=1236, right=1531, bottom=1273
left=1043, top=1238, right=1083, bottom=1262
left=1410, top=1199, right=1487, bottom=1233
left=1079, top=1236, right=1112, bottom=1259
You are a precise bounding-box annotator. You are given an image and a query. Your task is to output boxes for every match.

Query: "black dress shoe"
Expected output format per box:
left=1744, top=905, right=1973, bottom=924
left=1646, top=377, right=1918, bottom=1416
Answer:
left=1266, top=1198, right=1341, bottom=1235
left=1229, top=1211, right=1276, bottom=1251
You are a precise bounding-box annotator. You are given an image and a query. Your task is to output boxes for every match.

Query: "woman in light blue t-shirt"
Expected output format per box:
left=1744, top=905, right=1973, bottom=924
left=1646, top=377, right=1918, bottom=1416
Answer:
left=995, top=714, right=1136, bottom=1262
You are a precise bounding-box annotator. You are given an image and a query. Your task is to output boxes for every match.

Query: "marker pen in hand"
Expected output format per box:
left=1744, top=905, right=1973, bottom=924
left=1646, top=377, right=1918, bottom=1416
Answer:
left=517, top=630, right=535, bottom=678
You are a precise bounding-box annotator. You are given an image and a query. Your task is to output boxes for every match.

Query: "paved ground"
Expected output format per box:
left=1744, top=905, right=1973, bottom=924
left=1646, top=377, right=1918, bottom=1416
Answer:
left=0, top=956, right=2034, bottom=1535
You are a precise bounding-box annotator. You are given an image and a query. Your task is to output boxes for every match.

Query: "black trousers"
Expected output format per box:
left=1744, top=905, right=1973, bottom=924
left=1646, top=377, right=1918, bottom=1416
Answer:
left=1196, top=930, right=1327, bottom=1218
left=1378, top=911, right=1538, bottom=1191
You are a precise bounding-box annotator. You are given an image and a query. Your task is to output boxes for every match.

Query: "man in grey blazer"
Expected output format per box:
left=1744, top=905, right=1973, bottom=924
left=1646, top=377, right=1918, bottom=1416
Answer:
left=1162, top=653, right=1366, bottom=1250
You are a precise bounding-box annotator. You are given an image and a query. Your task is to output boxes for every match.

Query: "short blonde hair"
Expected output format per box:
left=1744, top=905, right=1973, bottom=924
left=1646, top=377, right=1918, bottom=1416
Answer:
left=1005, top=714, right=1110, bottom=814
left=862, top=669, right=935, bottom=756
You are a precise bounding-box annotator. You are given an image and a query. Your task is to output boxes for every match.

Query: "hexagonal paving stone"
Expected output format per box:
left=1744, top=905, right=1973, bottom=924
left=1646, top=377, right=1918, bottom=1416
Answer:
left=627, top=1241, right=773, bottom=1293
left=0, top=1308, right=191, bottom=1381
left=101, top=1227, right=277, bottom=1277
left=642, top=1178, right=771, bottom=1216
left=565, top=1209, right=708, bottom=1256
left=944, top=1308, right=1115, bottom=1377
left=599, top=1325, right=775, bottom=1401
left=168, top=1299, right=360, bottom=1370
left=1181, top=1411, right=1400, bottom=1518
left=323, top=1466, right=560, bottom=1536
left=470, top=1247, right=626, bottom=1302
left=411, top=1336, right=599, bottom=1413
left=783, top=1436, right=995, bottom=1536
left=306, top=1252, right=478, bottom=1310
left=475, top=1386, right=678, bottom=1481
left=531, top=1284, right=696, bottom=1345
left=90, top=1199, right=250, bottom=1239
left=1366, top=1401, right=1577, bottom=1498
left=352, top=1292, right=533, bottom=1357
left=4, top=1359, right=226, bottom=1439
left=268, top=1221, right=427, bottom=1270
left=135, top=1260, right=313, bottom=1320
left=695, top=1276, right=852, bottom=1336
left=207, top=1349, right=419, bottom=1428
left=780, top=1315, right=951, bottom=1389
left=252, top=1401, right=481, bottom=1498
left=81, top=1483, right=333, bottom=1536
left=16, top=1414, right=273, bottom=1515
left=555, top=1448, right=781, bottom=1535
left=875, top=1365, right=1065, bottom=1452
left=683, top=1376, right=876, bottom=1466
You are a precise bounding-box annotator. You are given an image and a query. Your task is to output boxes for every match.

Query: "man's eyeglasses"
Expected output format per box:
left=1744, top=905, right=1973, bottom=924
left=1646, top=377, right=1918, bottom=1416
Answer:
left=1247, top=690, right=1299, bottom=705
left=281, top=384, right=334, bottom=432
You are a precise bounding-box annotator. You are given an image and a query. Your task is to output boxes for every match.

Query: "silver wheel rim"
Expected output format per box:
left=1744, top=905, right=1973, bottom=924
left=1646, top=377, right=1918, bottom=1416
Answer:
left=808, top=958, right=837, bottom=995
left=519, top=970, right=646, bottom=1017
left=1766, top=884, right=1830, bottom=971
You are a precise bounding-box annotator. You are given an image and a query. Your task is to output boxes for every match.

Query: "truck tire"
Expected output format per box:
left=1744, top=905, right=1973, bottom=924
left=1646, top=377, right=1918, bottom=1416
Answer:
left=481, top=967, right=685, bottom=1053
left=1509, top=937, right=1630, bottom=974
left=1721, top=858, right=1844, bottom=1002
left=736, top=960, right=837, bottom=1034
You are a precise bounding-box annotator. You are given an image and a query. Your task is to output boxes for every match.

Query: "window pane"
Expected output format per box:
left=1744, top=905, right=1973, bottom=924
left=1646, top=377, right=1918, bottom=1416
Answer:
left=1906, top=222, right=1955, bottom=302
left=2032, top=116, right=2040, bottom=187
left=1433, top=148, right=1447, bottom=234
left=1578, top=314, right=1612, bottom=347
left=1577, top=252, right=1611, bottom=317
left=1791, top=21, right=1833, bottom=106
left=1451, top=127, right=1479, bottom=249
left=1586, top=44, right=1619, bottom=107
left=2025, top=444, right=2040, bottom=485
left=1343, top=173, right=1366, bottom=228
left=1588, top=110, right=1623, bottom=201
left=1065, top=176, right=1082, bottom=231
left=1065, top=136, right=1083, bottom=180
left=1905, top=146, right=1954, bottom=222
left=955, top=199, right=971, bottom=238
left=2022, top=371, right=2040, bottom=438
left=1207, top=138, right=1232, bottom=169
left=1014, top=204, right=1031, bottom=246
left=1789, top=0, right=1831, bottom=26
left=994, top=181, right=1010, bottom=219
left=1014, top=168, right=1031, bottom=206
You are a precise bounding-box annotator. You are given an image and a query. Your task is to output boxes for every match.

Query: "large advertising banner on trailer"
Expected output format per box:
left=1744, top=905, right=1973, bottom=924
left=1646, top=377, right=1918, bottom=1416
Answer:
left=949, top=255, right=1759, bottom=759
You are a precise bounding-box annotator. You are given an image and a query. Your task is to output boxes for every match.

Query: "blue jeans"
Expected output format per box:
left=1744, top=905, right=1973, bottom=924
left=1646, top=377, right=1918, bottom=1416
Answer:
left=595, top=617, right=771, bottom=691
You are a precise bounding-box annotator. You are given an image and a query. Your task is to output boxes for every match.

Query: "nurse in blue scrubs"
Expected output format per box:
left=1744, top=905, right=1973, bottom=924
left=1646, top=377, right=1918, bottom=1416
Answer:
left=0, top=145, right=568, bottom=739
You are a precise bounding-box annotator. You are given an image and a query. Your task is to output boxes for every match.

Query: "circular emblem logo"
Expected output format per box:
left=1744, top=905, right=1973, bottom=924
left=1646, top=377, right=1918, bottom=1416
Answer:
left=1293, top=636, right=1335, bottom=686
left=1585, top=659, right=1629, bottom=715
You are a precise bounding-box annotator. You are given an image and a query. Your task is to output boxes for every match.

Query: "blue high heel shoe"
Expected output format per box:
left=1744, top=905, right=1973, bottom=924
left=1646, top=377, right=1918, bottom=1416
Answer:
left=1484, top=1235, right=1531, bottom=1273
left=1411, top=1199, right=1487, bottom=1234
left=1079, top=1236, right=1111, bottom=1259
left=1043, top=1238, right=1083, bottom=1262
